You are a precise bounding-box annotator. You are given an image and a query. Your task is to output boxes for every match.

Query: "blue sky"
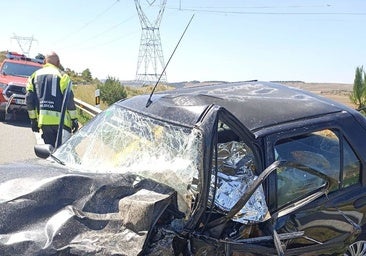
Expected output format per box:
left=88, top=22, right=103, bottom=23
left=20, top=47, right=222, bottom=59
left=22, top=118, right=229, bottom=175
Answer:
left=1, top=0, right=365, bottom=84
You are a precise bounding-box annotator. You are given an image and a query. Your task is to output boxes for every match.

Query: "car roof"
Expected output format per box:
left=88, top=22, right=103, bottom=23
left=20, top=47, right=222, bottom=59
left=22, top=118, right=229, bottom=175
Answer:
left=119, top=81, right=349, bottom=132
left=3, top=58, right=42, bottom=66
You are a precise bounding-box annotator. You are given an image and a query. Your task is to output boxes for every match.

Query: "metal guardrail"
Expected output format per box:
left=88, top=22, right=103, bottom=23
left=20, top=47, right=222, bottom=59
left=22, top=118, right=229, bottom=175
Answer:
left=74, top=98, right=102, bottom=118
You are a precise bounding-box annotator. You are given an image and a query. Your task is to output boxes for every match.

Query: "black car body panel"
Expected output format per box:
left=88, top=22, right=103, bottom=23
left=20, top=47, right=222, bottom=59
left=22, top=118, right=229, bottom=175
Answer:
left=1, top=81, right=366, bottom=255
left=126, top=81, right=347, bottom=131
left=0, top=160, right=181, bottom=255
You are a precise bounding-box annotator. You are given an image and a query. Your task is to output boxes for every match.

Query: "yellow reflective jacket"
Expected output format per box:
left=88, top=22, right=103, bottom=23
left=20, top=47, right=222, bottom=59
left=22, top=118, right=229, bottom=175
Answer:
left=25, top=63, right=77, bottom=130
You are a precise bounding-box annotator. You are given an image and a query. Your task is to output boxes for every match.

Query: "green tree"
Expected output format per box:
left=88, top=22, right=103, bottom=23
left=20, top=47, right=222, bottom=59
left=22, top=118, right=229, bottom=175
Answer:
left=81, top=68, right=93, bottom=82
left=99, top=76, right=127, bottom=105
left=65, top=68, right=83, bottom=84
left=65, top=68, right=77, bottom=79
left=350, top=66, right=366, bottom=110
left=0, top=51, right=6, bottom=63
left=35, top=53, right=45, bottom=61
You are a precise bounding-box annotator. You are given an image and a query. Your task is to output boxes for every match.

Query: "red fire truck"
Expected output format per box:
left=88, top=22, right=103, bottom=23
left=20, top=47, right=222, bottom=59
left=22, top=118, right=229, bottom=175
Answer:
left=0, top=52, right=43, bottom=121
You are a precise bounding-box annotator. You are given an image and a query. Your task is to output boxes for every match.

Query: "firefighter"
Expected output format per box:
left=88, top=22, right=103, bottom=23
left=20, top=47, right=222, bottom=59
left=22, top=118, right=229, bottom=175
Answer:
left=25, top=51, right=78, bottom=148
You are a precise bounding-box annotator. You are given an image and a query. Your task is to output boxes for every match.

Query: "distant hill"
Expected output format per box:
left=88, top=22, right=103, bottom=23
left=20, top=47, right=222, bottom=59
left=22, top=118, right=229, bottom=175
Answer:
left=123, top=80, right=353, bottom=96
left=1, top=48, right=351, bottom=105
left=279, top=81, right=352, bottom=92
left=166, top=80, right=354, bottom=108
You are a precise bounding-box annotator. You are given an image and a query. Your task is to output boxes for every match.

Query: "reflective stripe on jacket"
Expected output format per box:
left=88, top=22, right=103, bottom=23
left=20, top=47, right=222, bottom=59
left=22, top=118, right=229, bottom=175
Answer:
left=26, top=63, right=77, bottom=129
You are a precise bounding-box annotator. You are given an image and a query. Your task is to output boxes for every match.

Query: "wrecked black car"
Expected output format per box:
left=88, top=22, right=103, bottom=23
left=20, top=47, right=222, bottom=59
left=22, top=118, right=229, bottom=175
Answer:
left=1, top=81, right=366, bottom=255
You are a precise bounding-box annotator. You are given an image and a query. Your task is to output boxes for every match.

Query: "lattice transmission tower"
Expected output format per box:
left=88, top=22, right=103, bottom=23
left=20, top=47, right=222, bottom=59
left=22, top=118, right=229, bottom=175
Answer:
left=11, top=34, right=37, bottom=57
left=134, top=0, right=167, bottom=84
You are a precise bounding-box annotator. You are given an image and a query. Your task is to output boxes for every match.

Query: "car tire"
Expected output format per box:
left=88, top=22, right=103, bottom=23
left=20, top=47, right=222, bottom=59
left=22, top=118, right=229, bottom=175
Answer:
left=345, top=240, right=366, bottom=256
left=0, top=110, right=5, bottom=121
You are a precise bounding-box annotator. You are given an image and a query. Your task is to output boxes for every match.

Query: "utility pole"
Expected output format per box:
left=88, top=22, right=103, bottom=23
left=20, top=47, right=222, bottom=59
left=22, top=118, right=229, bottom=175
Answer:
left=134, top=0, right=167, bottom=84
left=11, top=34, right=37, bottom=57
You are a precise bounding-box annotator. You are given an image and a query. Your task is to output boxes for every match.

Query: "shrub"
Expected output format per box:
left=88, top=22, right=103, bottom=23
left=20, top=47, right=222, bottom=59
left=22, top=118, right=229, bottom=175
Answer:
left=99, top=76, right=127, bottom=105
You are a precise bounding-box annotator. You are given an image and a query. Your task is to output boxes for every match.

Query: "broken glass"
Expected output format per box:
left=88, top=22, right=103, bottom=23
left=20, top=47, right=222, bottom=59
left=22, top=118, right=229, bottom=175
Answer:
left=54, top=105, right=202, bottom=214
left=209, top=141, right=269, bottom=224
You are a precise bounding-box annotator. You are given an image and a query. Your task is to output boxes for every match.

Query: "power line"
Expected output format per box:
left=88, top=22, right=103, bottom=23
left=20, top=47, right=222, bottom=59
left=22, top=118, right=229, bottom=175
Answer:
left=85, top=15, right=136, bottom=42
left=173, top=4, right=333, bottom=10
left=64, top=30, right=138, bottom=51
left=58, top=15, right=136, bottom=51
left=77, top=0, right=120, bottom=29
left=53, top=0, right=121, bottom=45
left=170, top=7, right=366, bottom=16
left=169, top=2, right=366, bottom=16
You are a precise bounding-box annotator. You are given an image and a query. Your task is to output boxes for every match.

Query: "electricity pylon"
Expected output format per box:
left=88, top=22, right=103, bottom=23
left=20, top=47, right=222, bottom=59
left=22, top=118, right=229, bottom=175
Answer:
left=134, top=0, right=167, bottom=84
left=11, top=34, right=37, bottom=57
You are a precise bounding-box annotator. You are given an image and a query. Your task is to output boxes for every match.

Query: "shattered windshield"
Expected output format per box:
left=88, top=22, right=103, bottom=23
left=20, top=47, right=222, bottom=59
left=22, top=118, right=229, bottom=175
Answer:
left=53, top=104, right=202, bottom=213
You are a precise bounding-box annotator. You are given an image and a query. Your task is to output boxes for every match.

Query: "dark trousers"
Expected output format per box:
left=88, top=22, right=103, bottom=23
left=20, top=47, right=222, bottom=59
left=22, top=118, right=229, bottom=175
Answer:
left=41, top=125, right=59, bottom=147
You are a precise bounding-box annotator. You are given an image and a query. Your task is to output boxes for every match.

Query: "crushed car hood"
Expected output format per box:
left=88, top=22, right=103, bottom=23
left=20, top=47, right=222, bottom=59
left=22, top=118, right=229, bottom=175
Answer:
left=0, top=159, right=179, bottom=255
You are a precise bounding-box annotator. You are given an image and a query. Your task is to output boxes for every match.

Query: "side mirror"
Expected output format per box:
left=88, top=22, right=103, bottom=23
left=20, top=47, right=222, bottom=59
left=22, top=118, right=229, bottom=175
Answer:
left=34, top=144, right=54, bottom=159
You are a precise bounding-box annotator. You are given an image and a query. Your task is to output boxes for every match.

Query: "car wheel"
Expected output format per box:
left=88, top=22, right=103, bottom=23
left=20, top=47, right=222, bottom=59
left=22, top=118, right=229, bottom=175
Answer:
left=345, top=240, right=366, bottom=256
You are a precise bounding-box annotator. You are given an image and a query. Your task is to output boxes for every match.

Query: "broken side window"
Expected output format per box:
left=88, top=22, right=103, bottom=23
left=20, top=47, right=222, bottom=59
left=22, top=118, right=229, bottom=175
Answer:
left=208, top=119, right=269, bottom=224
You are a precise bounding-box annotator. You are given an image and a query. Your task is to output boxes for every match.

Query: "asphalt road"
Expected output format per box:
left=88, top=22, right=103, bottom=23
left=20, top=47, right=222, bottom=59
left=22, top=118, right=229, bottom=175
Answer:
left=0, top=113, right=39, bottom=164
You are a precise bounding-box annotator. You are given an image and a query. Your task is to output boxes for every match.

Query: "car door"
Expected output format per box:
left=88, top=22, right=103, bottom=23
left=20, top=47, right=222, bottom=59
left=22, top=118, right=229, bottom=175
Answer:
left=184, top=108, right=334, bottom=256
left=266, top=127, right=365, bottom=255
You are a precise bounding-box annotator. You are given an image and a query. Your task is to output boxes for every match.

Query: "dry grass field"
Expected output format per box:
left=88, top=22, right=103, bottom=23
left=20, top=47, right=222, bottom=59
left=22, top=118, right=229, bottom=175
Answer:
left=282, top=82, right=355, bottom=109
left=74, top=81, right=357, bottom=112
